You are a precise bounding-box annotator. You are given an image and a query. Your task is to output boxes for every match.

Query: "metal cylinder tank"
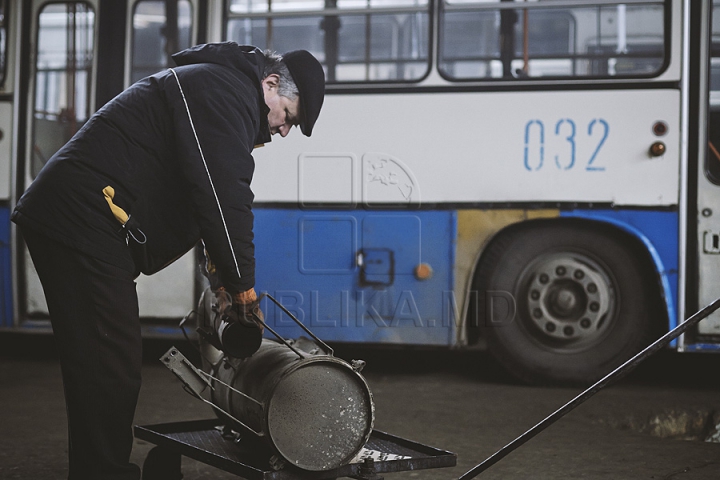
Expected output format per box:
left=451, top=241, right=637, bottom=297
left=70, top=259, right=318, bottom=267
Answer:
left=212, top=338, right=374, bottom=471
left=196, top=290, right=374, bottom=471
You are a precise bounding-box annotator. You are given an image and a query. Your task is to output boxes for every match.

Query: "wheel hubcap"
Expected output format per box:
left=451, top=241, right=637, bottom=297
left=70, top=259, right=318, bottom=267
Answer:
left=523, top=253, right=614, bottom=344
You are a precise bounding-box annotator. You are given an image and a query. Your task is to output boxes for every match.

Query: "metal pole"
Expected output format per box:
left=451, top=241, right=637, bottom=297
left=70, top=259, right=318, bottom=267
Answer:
left=458, top=296, right=720, bottom=480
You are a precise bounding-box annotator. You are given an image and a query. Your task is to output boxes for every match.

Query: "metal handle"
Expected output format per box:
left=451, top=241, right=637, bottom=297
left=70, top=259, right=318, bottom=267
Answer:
left=258, top=293, right=335, bottom=357
left=458, top=296, right=720, bottom=480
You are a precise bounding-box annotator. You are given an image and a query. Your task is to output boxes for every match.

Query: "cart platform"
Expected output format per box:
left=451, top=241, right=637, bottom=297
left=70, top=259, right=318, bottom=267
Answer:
left=134, top=419, right=457, bottom=480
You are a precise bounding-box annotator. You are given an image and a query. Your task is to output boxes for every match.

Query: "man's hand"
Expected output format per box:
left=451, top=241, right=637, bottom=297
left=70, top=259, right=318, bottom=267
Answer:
left=211, top=287, right=264, bottom=358
left=235, top=298, right=265, bottom=333
left=214, top=288, right=233, bottom=315
left=234, top=288, right=257, bottom=305
left=214, top=287, right=264, bottom=332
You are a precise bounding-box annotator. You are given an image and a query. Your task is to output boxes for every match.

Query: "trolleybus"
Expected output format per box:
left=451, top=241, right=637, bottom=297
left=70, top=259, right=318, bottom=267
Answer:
left=0, top=0, right=717, bottom=383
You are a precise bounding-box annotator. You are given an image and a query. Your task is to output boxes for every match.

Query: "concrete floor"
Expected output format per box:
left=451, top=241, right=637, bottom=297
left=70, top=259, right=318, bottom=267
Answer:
left=1, top=333, right=720, bottom=479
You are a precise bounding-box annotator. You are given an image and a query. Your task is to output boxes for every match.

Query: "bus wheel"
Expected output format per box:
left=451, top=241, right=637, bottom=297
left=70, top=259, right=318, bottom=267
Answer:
left=476, top=221, right=659, bottom=385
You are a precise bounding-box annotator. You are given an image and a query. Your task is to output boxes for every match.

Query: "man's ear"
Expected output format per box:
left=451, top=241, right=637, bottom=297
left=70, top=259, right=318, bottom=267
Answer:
left=262, top=74, right=280, bottom=92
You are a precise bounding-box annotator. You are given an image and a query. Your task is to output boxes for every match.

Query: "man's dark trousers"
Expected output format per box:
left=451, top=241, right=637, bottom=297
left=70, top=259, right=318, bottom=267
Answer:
left=22, top=226, right=142, bottom=480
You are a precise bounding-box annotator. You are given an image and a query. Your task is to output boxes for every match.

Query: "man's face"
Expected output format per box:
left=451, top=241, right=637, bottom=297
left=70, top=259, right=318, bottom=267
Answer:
left=262, top=74, right=300, bottom=137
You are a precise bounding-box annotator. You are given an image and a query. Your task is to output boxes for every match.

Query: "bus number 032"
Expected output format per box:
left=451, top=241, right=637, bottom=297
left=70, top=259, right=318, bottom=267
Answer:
left=523, top=118, right=609, bottom=172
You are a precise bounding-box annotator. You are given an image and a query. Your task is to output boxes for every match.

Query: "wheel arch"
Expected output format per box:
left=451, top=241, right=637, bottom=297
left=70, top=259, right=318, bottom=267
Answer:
left=559, top=212, right=676, bottom=334
left=465, top=214, right=671, bottom=346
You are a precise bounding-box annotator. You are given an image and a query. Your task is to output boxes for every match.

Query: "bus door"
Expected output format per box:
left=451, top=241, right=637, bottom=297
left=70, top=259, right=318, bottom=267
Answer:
left=20, top=0, right=201, bottom=333
left=694, top=0, right=720, bottom=345
left=21, top=0, right=101, bottom=327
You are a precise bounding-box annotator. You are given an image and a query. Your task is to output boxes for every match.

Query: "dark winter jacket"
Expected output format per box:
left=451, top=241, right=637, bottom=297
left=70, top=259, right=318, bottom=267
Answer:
left=12, top=42, right=270, bottom=293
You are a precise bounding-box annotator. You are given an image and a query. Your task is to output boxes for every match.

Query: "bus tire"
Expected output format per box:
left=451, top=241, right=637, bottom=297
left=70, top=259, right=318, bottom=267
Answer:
left=475, top=220, right=660, bottom=386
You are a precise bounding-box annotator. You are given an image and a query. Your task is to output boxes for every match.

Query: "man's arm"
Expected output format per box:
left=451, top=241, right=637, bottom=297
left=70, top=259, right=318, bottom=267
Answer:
left=166, top=66, right=259, bottom=295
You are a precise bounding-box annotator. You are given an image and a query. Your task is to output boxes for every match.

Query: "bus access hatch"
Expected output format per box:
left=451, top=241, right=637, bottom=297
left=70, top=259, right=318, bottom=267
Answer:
left=134, top=419, right=457, bottom=480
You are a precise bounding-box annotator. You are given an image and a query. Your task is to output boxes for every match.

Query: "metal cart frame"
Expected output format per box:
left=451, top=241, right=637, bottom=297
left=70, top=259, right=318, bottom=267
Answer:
left=134, top=419, right=457, bottom=480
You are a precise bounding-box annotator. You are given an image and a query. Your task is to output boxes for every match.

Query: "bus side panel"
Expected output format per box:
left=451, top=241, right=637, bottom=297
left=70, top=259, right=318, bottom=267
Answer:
left=253, top=208, right=456, bottom=345
left=252, top=90, right=681, bottom=207
left=560, top=209, right=679, bottom=333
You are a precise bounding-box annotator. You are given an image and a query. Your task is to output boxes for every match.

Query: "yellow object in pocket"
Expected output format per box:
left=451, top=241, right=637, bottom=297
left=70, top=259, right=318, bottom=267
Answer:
left=102, top=186, right=130, bottom=225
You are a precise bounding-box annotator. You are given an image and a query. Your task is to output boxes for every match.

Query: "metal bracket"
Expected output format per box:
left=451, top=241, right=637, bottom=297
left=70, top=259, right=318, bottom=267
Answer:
left=160, top=347, right=212, bottom=397
left=160, top=347, right=265, bottom=438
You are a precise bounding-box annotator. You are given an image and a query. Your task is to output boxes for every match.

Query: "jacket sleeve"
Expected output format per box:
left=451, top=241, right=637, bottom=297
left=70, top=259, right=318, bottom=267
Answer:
left=166, top=67, right=258, bottom=294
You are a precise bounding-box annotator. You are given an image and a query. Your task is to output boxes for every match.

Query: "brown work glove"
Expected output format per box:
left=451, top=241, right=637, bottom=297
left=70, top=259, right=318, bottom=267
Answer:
left=215, top=287, right=264, bottom=332
left=234, top=288, right=257, bottom=304
left=233, top=290, right=265, bottom=333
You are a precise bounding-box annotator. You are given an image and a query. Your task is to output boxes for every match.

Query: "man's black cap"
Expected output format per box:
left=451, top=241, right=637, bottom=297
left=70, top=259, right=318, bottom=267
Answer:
left=282, top=50, right=325, bottom=136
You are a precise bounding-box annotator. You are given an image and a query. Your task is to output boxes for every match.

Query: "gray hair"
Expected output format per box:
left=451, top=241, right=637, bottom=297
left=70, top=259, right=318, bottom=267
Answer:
left=263, top=50, right=299, bottom=100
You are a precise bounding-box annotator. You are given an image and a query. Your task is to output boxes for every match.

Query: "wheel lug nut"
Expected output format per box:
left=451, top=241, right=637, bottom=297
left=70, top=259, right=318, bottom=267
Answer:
left=563, top=326, right=574, bottom=337
left=531, top=290, right=540, bottom=300
left=539, top=273, right=549, bottom=284
left=580, top=318, right=591, bottom=328
left=589, top=302, right=600, bottom=312
left=556, top=266, right=566, bottom=276
left=545, top=322, right=556, bottom=332
left=573, top=270, right=584, bottom=280
left=533, top=308, right=543, bottom=318
left=587, top=283, right=597, bottom=293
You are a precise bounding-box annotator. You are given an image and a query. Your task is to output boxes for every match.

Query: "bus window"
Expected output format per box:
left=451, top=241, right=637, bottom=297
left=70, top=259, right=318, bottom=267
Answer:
left=439, top=0, right=666, bottom=81
left=226, top=0, right=430, bottom=82
left=706, top=0, right=720, bottom=185
left=0, top=0, right=6, bottom=88
left=130, top=0, right=193, bottom=84
left=31, top=3, right=94, bottom=178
